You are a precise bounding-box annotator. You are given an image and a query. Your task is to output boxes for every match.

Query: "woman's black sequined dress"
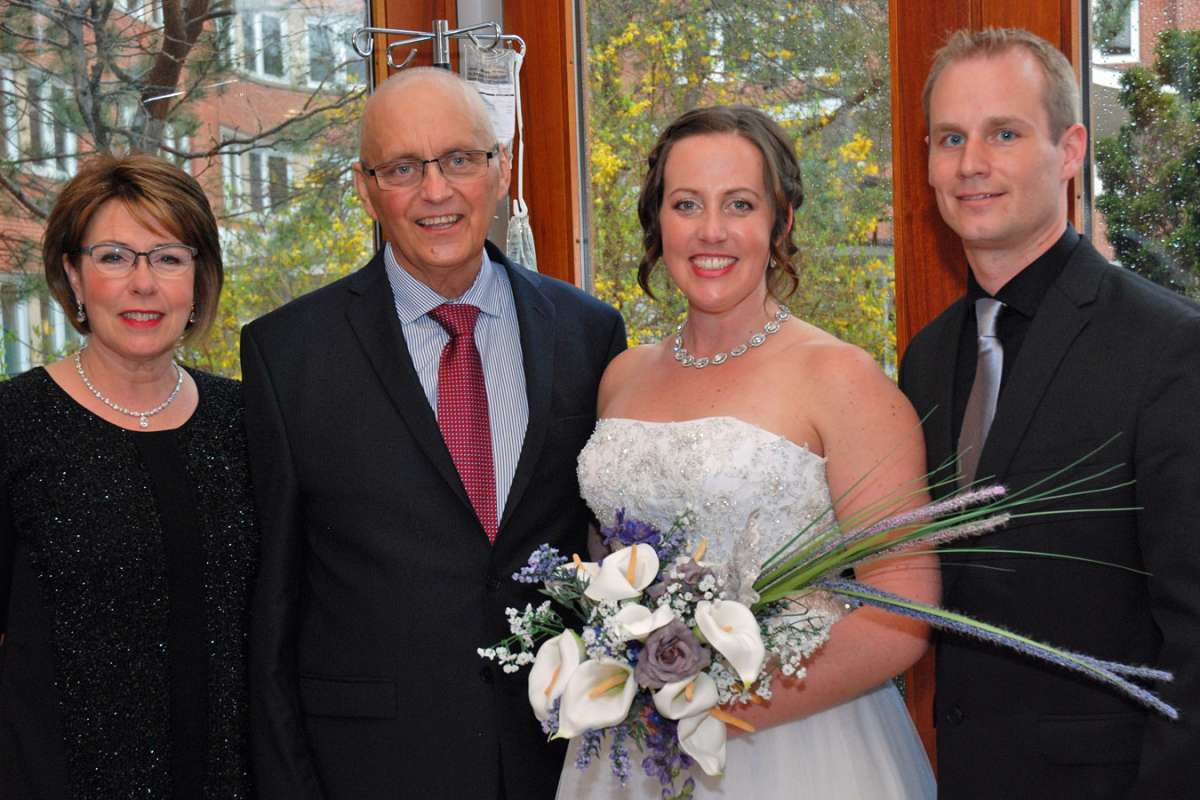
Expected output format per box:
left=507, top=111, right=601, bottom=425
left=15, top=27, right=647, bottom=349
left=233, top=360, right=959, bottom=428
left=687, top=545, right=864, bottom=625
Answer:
left=0, top=368, right=258, bottom=799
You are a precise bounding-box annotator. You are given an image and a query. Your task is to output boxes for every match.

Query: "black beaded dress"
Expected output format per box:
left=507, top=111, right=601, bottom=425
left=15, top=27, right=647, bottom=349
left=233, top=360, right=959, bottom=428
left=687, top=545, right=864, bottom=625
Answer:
left=0, top=367, right=258, bottom=799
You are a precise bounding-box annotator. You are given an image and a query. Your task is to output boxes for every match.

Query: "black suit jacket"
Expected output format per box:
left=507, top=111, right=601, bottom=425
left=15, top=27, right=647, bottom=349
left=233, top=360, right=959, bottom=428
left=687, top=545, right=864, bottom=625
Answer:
left=241, top=244, right=626, bottom=799
left=900, top=237, right=1200, bottom=800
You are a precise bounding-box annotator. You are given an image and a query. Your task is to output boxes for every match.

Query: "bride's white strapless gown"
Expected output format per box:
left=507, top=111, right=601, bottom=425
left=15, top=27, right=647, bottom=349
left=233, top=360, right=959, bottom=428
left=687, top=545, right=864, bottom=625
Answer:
left=556, top=416, right=935, bottom=799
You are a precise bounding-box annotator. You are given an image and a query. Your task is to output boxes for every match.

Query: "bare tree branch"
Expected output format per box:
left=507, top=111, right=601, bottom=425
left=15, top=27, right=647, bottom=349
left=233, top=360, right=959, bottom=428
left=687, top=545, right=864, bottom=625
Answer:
left=0, top=171, right=50, bottom=220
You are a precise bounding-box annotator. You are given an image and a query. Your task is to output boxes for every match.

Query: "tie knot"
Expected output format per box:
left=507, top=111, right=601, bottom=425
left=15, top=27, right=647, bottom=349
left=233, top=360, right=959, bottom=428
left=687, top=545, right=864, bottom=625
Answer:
left=429, top=303, right=481, bottom=339
left=975, top=298, right=1004, bottom=338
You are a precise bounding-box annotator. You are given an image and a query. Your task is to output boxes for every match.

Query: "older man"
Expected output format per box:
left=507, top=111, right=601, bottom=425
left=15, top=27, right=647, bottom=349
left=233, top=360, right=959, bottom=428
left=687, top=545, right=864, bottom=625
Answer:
left=900, top=28, right=1200, bottom=799
left=242, top=68, right=626, bottom=799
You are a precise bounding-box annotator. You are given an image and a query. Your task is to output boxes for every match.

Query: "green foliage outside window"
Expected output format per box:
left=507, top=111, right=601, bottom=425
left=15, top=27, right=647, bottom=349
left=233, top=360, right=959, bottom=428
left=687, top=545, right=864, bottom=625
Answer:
left=1094, top=28, right=1200, bottom=300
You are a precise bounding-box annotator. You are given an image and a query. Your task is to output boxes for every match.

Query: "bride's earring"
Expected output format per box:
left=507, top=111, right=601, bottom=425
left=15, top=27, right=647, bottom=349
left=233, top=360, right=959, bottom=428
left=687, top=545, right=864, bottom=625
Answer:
left=188, top=304, right=197, bottom=325
left=75, top=300, right=86, bottom=324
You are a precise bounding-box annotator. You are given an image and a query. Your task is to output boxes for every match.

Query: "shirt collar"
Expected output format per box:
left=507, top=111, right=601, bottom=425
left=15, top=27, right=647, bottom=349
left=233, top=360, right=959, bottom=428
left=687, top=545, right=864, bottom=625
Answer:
left=966, top=224, right=1081, bottom=319
left=383, top=243, right=505, bottom=324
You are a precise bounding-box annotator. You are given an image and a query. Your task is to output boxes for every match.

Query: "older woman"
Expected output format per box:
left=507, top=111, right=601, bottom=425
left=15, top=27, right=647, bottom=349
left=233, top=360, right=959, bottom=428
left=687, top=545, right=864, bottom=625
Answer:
left=0, top=154, right=255, bottom=799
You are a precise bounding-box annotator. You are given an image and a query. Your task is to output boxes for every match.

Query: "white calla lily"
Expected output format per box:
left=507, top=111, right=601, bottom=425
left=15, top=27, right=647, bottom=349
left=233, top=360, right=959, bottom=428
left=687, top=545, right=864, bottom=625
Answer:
left=527, top=631, right=585, bottom=722
left=652, top=672, right=719, bottom=720
left=583, top=544, right=660, bottom=602
left=694, top=599, right=766, bottom=686
left=556, top=658, right=638, bottom=739
left=677, top=711, right=727, bottom=776
left=610, top=603, right=676, bottom=642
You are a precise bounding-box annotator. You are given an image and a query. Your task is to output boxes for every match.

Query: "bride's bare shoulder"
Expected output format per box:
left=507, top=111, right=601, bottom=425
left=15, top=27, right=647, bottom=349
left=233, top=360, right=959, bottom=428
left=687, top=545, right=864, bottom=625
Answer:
left=780, top=322, right=880, bottom=379
left=597, top=343, right=669, bottom=414
left=776, top=322, right=904, bottom=414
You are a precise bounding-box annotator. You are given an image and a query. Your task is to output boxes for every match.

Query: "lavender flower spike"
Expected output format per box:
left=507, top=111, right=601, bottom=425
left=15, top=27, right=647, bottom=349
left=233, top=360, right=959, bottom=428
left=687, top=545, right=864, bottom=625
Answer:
left=881, top=513, right=1012, bottom=554
left=844, top=484, right=1008, bottom=543
left=819, top=577, right=1179, bottom=721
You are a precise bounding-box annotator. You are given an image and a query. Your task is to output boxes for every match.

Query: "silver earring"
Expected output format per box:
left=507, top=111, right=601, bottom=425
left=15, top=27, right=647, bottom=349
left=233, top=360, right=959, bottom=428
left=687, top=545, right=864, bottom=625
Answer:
left=76, top=301, right=86, bottom=323
left=188, top=305, right=197, bottom=325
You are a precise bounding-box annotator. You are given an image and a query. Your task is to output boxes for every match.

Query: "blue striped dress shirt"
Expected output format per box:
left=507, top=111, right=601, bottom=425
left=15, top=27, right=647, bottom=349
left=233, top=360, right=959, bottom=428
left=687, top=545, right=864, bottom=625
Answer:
left=383, top=243, right=529, bottom=526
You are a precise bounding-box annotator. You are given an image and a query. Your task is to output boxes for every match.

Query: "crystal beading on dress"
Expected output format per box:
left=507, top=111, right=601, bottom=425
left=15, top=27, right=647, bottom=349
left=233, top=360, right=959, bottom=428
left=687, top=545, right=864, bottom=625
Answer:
left=577, top=416, right=830, bottom=568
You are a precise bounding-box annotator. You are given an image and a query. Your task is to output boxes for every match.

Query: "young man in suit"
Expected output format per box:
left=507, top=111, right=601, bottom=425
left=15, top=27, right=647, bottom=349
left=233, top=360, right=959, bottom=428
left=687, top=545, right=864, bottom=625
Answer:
left=900, top=28, right=1200, bottom=799
left=242, top=68, right=625, bottom=799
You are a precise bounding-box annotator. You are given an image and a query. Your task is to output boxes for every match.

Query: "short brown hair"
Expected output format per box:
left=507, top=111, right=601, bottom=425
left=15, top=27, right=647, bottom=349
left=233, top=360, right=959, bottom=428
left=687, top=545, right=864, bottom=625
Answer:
left=42, top=153, right=223, bottom=344
left=922, top=28, right=1081, bottom=141
left=636, top=105, right=804, bottom=300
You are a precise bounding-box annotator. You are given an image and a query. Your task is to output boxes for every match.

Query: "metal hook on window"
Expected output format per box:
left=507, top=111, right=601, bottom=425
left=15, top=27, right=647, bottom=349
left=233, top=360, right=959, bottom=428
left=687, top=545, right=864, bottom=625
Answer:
left=352, top=20, right=525, bottom=72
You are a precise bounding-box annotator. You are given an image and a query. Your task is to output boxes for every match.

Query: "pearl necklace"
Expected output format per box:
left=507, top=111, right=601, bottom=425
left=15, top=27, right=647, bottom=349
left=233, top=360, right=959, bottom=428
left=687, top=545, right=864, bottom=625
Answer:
left=672, top=306, right=791, bottom=368
left=74, top=344, right=184, bottom=428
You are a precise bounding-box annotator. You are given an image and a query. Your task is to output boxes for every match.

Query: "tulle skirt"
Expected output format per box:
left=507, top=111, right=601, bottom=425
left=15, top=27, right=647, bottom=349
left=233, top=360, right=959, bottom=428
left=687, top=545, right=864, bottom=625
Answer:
left=555, top=682, right=935, bottom=799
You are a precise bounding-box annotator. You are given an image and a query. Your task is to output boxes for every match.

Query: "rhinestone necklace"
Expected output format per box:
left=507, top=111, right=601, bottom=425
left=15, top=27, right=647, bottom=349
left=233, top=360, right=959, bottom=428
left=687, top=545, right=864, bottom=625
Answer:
left=672, top=306, right=791, bottom=368
left=74, top=343, right=184, bottom=428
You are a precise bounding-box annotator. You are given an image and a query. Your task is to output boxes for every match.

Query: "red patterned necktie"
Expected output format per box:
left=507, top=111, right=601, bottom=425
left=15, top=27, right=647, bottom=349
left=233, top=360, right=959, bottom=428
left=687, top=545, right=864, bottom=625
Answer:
left=429, top=304, right=498, bottom=543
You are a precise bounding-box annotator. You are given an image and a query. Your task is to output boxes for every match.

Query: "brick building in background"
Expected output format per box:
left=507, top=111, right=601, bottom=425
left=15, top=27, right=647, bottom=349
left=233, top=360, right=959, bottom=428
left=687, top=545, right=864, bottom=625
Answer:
left=0, top=0, right=365, bottom=375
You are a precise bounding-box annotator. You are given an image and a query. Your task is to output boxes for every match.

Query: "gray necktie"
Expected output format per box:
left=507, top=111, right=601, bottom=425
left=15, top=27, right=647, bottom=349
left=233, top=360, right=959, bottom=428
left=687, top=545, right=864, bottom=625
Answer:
left=958, top=298, right=1004, bottom=486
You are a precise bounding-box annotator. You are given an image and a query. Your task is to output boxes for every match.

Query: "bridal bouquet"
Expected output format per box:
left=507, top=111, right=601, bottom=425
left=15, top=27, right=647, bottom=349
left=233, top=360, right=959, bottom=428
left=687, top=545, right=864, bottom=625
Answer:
left=481, top=469, right=1177, bottom=797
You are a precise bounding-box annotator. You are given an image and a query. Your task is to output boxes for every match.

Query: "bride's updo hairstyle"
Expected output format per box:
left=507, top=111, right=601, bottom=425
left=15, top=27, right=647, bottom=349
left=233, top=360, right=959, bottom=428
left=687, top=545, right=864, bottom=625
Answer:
left=636, top=105, right=804, bottom=301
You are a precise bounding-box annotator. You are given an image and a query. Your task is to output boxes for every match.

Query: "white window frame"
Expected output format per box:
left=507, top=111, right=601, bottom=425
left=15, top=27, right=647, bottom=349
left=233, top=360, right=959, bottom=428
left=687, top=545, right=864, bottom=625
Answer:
left=50, top=299, right=67, bottom=355
left=120, top=0, right=162, bottom=26
left=164, top=126, right=191, bottom=173
left=0, top=65, right=18, bottom=161
left=1, top=285, right=32, bottom=376
left=1093, top=0, right=1140, bottom=65
left=243, top=12, right=289, bottom=81
left=28, top=76, right=77, bottom=178
left=305, top=15, right=362, bottom=88
left=240, top=146, right=292, bottom=212
left=221, top=128, right=244, bottom=213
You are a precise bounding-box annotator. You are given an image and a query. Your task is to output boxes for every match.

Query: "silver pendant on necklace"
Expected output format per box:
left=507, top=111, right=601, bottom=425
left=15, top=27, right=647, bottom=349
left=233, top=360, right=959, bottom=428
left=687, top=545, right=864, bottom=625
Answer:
left=74, top=342, right=184, bottom=428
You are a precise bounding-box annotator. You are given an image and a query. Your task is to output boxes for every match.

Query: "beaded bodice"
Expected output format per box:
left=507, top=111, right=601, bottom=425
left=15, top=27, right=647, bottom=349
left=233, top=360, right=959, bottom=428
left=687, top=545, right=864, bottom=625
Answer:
left=577, top=416, right=832, bottom=571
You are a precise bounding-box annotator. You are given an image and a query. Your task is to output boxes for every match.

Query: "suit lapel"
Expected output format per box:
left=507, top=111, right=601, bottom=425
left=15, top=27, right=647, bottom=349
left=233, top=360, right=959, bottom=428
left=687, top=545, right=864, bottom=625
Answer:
left=496, top=250, right=556, bottom=532
left=974, top=242, right=1105, bottom=486
left=344, top=255, right=472, bottom=511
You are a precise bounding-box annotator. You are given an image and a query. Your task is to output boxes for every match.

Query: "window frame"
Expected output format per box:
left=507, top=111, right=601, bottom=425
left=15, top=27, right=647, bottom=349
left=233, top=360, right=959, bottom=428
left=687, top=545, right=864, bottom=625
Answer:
left=242, top=11, right=290, bottom=82
left=1092, top=0, right=1140, bottom=65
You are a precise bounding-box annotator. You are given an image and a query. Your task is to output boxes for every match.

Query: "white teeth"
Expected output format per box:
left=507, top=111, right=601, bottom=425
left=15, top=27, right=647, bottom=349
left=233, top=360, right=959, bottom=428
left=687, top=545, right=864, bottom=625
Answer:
left=122, top=311, right=162, bottom=321
left=692, top=256, right=736, bottom=270
left=961, top=193, right=996, bottom=200
left=418, top=214, right=460, bottom=226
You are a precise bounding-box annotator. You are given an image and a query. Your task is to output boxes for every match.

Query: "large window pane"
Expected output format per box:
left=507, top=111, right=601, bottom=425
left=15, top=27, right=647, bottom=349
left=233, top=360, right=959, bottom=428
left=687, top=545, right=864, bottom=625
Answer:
left=1088, top=0, right=1199, bottom=300
left=0, top=0, right=372, bottom=378
left=581, top=0, right=895, bottom=370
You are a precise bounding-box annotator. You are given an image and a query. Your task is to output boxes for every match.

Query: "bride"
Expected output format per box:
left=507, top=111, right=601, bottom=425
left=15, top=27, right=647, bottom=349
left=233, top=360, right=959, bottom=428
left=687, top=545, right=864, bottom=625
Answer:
left=557, top=106, right=939, bottom=798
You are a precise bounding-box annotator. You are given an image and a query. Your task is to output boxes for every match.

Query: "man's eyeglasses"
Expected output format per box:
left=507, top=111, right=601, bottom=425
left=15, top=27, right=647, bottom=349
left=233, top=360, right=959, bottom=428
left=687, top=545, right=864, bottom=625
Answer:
left=76, top=243, right=198, bottom=277
left=362, top=148, right=497, bottom=190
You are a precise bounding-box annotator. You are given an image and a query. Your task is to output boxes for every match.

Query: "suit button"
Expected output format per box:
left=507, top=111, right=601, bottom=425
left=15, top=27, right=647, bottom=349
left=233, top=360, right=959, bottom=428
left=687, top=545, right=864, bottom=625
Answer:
left=479, top=666, right=494, bottom=684
left=486, top=572, right=502, bottom=592
left=944, top=706, right=965, bottom=725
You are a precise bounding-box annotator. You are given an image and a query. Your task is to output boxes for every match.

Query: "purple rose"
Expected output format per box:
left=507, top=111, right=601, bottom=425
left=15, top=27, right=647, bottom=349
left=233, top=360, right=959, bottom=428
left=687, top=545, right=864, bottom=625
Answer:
left=635, top=620, right=711, bottom=689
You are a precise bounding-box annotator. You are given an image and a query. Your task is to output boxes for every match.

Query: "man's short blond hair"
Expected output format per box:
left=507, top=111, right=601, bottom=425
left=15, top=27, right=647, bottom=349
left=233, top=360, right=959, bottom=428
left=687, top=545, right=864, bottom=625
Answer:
left=923, top=28, right=1081, bottom=140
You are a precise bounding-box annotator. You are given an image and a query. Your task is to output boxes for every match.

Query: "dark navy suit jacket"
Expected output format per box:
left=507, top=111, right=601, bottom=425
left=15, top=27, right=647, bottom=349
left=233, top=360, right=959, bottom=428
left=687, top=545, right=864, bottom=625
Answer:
left=242, top=243, right=625, bottom=799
